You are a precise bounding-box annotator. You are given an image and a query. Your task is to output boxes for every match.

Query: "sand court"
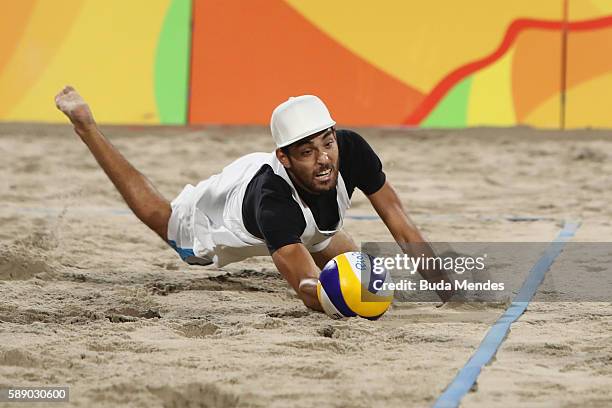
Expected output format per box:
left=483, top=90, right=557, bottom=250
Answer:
left=0, top=124, right=611, bottom=407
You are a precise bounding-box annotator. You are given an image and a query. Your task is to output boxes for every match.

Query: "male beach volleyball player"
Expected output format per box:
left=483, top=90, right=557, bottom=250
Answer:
left=54, top=86, right=454, bottom=311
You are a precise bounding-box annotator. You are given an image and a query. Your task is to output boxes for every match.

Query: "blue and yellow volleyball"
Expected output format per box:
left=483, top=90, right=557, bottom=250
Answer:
left=317, top=252, right=393, bottom=320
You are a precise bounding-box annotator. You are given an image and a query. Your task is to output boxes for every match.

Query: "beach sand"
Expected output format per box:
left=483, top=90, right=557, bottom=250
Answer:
left=0, top=124, right=610, bottom=407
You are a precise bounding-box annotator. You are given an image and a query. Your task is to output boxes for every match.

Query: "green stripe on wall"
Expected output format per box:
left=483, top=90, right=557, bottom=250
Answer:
left=154, top=0, right=192, bottom=124
left=421, top=77, right=473, bottom=128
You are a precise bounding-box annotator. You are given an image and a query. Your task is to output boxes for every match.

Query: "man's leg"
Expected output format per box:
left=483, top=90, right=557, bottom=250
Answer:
left=310, top=230, right=358, bottom=269
left=55, top=86, right=171, bottom=240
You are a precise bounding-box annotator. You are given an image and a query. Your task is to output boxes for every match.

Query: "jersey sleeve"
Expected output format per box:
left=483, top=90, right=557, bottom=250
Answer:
left=253, top=173, right=306, bottom=253
left=338, top=129, right=386, bottom=196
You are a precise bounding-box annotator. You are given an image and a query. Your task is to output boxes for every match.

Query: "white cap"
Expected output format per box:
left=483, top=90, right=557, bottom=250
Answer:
left=270, top=95, right=336, bottom=148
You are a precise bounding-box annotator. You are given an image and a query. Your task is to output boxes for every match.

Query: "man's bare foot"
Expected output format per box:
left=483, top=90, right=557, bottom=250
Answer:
left=54, top=85, right=97, bottom=136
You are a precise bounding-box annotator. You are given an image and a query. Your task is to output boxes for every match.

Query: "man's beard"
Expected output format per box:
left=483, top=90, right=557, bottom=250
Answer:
left=290, top=165, right=338, bottom=194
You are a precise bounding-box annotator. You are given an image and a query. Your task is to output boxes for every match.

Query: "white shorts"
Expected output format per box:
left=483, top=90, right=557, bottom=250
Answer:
left=167, top=182, right=334, bottom=266
left=167, top=184, right=214, bottom=266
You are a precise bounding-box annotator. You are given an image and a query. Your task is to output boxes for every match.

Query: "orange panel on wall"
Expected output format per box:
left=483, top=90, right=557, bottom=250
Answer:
left=566, top=23, right=612, bottom=127
left=511, top=28, right=562, bottom=124
left=188, top=0, right=424, bottom=125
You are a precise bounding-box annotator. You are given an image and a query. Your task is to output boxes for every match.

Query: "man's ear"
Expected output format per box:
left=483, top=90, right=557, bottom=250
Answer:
left=276, top=148, right=291, bottom=169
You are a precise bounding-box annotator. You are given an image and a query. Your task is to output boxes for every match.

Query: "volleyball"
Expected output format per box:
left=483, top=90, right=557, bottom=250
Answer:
left=317, top=252, right=393, bottom=320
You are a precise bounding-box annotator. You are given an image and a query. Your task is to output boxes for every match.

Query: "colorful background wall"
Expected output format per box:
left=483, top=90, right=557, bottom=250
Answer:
left=1, top=0, right=611, bottom=128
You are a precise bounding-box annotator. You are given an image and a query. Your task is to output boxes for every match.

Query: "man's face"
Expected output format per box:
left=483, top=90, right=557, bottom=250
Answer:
left=277, top=128, right=339, bottom=194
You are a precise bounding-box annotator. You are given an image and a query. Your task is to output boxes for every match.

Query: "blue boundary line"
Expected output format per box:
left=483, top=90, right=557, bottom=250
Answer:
left=432, top=220, right=581, bottom=408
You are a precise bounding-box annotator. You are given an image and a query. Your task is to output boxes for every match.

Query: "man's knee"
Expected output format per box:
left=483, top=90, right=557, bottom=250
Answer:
left=141, top=203, right=171, bottom=240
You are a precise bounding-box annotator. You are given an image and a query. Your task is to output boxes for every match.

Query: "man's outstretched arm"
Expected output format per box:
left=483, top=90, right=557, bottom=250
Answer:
left=367, top=181, right=455, bottom=303
left=271, top=243, right=323, bottom=312
left=54, top=86, right=171, bottom=240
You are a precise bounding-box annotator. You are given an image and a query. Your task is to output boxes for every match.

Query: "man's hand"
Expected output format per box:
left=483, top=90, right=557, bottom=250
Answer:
left=54, top=85, right=97, bottom=136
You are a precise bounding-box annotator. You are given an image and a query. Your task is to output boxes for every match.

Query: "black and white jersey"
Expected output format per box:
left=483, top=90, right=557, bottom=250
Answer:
left=167, top=129, right=385, bottom=267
